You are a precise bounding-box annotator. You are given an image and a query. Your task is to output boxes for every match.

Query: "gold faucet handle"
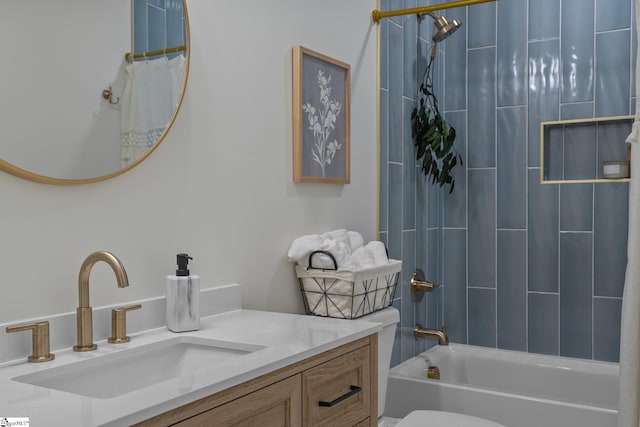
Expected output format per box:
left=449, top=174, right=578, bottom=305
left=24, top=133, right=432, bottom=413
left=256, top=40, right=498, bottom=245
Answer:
left=6, top=321, right=55, bottom=363
left=410, top=268, right=439, bottom=301
left=108, top=304, right=141, bottom=344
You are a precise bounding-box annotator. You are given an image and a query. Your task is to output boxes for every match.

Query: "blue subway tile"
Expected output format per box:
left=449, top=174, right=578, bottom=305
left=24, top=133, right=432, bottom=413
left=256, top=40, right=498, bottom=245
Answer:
left=391, top=298, right=402, bottom=367
left=401, top=230, right=418, bottom=359
left=469, top=288, right=497, bottom=347
left=468, top=47, right=497, bottom=168
left=561, top=0, right=595, bottom=104
left=403, top=13, right=418, bottom=99
left=633, top=0, right=637, bottom=99
left=468, top=1, right=496, bottom=48
left=544, top=125, right=564, bottom=180
left=428, top=177, right=440, bottom=229
left=528, top=40, right=560, bottom=167
left=528, top=169, right=559, bottom=293
left=401, top=264, right=417, bottom=361
left=563, top=123, right=597, bottom=180
left=497, top=107, right=526, bottom=229
left=427, top=228, right=441, bottom=292
left=388, top=164, right=403, bottom=260
left=416, top=166, right=428, bottom=250
left=497, top=231, right=527, bottom=351
left=468, top=169, right=496, bottom=287
left=381, top=20, right=389, bottom=90
left=389, top=23, right=404, bottom=164
left=560, top=233, right=593, bottom=359
left=402, top=230, right=417, bottom=287
left=166, top=0, right=185, bottom=48
left=594, top=183, right=629, bottom=297
left=380, top=90, right=389, bottom=233
left=403, top=98, right=416, bottom=230
left=561, top=103, right=594, bottom=120
left=147, top=5, right=167, bottom=52
left=596, top=0, right=631, bottom=32
left=497, top=0, right=527, bottom=107
left=443, top=228, right=467, bottom=344
left=560, top=184, right=593, bottom=232
left=528, top=293, right=559, bottom=355
left=443, top=111, right=467, bottom=228
left=529, top=0, right=559, bottom=40
left=148, top=0, right=165, bottom=8
left=596, top=31, right=631, bottom=117
left=444, top=6, right=467, bottom=111
left=594, top=297, right=622, bottom=362
left=416, top=37, right=430, bottom=102
left=134, top=1, right=148, bottom=52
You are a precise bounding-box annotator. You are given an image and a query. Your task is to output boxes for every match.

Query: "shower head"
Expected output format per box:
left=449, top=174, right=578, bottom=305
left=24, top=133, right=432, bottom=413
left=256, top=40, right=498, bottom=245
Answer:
left=420, top=11, right=463, bottom=43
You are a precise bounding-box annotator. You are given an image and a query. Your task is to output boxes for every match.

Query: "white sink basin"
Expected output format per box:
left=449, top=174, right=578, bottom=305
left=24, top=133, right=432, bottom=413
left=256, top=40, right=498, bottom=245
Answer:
left=12, top=336, right=264, bottom=399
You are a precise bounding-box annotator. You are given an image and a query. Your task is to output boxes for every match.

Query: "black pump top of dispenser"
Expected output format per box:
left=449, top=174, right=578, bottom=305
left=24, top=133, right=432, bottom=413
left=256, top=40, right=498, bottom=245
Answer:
left=176, top=253, right=193, bottom=276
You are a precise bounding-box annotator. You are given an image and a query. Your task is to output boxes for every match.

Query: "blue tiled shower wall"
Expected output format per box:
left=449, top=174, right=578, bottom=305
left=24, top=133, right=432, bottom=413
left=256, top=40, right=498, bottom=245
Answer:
left=379, top=0, right=636, bottom=366
left=133, top=0, right=186, bottom=57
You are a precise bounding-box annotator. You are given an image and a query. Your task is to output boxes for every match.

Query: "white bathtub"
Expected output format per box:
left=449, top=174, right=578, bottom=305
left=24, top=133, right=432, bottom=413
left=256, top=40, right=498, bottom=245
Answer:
left=385, top=344, right=618, bottom=427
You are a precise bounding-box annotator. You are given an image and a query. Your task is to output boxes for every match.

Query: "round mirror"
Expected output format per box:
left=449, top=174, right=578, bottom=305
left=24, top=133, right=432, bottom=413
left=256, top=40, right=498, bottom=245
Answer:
left=0, top=0, right=189, bottom=184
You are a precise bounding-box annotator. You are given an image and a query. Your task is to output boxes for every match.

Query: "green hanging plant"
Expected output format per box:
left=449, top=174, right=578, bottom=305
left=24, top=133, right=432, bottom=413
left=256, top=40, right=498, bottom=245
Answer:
left=410, top=50, right=463, bottom=193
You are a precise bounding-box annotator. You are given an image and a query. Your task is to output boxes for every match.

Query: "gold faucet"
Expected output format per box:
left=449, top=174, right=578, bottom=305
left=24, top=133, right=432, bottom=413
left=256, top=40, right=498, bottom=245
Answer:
left=414, top=324, right=449, bottom=345
left=74, top=251, right=129, bottom=352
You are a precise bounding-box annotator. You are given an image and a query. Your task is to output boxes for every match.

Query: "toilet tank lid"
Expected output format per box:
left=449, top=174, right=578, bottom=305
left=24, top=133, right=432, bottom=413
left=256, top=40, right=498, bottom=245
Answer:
left=396, top=410, right=506, bottom=427
left=360, top=307, right=399, bottom=326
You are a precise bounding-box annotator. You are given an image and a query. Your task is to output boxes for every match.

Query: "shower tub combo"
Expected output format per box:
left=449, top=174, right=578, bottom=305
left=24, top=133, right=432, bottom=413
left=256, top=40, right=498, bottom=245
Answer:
left=385, top=343, right=618, bottom=427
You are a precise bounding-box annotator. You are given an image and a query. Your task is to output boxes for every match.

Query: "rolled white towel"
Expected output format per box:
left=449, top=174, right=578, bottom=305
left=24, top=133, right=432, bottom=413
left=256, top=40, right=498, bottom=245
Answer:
left=320, top=229, right=351, bottom=253
left=306, top=239, right=355, bottom=271
left=324, top=239, right=355, bottom=271
left=352, top=247, right=376, bottom=270
left=366, top=241, right=389, bottom=265
left=347, top=231, right=365, bottom=252
left=287, top=233, right=323, bottom=263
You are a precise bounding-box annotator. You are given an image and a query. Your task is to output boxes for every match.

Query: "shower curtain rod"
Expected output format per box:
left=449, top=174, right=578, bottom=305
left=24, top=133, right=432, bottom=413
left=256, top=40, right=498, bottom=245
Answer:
left=124, top=45, right=187, bottom=62
left=371, top=0, right=496, bottom=23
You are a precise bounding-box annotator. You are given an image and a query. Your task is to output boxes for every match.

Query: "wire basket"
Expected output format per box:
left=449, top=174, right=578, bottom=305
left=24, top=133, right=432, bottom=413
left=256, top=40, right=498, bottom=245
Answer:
left=296, top=250, right=402, bottom=319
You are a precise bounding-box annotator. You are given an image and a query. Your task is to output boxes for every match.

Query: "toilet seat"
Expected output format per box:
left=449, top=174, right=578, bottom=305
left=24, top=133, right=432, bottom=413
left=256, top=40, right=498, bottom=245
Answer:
left=395, top=410, right=506, bottom=427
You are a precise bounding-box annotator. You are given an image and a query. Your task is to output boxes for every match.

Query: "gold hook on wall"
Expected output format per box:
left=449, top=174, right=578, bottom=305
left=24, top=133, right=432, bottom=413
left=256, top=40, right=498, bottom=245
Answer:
left=101, top=87, right=119, bottom=105
left=371, top=0, right=497, bottom=23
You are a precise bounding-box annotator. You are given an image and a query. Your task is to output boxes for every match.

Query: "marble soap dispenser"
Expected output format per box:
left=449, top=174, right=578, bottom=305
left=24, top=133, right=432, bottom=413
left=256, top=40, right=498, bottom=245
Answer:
left=166, top=253, right=200, bottom=332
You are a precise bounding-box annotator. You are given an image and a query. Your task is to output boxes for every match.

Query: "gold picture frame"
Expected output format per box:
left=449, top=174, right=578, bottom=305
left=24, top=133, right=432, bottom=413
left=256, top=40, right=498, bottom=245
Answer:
left=293, top=46, right=350, bottom=183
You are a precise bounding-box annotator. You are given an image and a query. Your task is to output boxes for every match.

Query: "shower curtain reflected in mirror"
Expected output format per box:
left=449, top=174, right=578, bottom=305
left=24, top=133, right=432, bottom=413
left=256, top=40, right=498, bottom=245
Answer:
left=111, top=55, right=186, bottom=168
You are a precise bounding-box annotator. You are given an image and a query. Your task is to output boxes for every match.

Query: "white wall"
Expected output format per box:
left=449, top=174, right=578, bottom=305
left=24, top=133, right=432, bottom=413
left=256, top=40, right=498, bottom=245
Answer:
left=0, top=0, right=378, bottom=323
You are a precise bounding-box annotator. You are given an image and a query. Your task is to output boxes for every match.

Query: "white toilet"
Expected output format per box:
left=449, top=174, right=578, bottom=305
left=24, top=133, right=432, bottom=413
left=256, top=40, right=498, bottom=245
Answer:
left=364, top=307, right=505, bottom=427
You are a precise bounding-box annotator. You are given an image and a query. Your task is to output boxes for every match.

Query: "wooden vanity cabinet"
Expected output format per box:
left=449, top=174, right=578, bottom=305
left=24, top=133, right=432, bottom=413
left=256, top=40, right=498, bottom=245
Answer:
left=134, top=334, right=377, bottom=427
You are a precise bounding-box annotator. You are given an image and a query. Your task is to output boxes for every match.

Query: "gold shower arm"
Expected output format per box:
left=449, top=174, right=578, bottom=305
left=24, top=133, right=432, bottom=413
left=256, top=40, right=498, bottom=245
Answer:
left=371, top=0, right=496, bottom=23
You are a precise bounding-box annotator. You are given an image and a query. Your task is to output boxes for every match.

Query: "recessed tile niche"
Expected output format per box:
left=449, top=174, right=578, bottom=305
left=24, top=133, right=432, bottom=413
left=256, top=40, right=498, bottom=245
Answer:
left=541, top=116, right=634, bottom=184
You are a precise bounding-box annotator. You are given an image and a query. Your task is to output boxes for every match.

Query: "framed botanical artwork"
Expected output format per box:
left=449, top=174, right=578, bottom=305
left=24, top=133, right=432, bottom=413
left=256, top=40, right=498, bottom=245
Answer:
left=293, top=46, right=350, bottom=183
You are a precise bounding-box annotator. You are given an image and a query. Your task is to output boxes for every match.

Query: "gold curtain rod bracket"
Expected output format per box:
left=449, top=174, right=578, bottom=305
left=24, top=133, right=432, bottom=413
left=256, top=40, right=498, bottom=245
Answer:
left=371, top=0, right=497, bottom=23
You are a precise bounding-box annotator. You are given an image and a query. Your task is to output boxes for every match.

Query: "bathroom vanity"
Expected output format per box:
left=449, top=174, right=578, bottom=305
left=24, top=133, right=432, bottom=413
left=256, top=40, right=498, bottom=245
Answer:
left=0, top=285, right=380, bottom=426
left=136, top=334, right=376, bottom=426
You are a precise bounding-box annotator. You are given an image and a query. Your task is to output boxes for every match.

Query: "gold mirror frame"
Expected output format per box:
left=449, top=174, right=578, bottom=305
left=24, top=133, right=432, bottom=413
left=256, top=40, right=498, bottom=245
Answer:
left=0, top=2, right=190, bottom=185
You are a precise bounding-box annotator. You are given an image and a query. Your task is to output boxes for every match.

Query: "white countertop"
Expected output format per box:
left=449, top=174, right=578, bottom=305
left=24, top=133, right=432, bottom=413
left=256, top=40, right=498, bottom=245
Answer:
left=0, top=309, right=381, bottom=426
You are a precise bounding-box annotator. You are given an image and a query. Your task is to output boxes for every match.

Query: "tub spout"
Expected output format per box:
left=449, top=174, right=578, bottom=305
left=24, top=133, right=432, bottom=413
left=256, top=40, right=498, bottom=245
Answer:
left=415, top=324, right=449, bottom=345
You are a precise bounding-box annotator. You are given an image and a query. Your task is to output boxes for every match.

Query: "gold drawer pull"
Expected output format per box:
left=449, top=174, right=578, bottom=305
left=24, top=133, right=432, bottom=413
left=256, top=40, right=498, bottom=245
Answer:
left=318, top=385, right=362, bottom=407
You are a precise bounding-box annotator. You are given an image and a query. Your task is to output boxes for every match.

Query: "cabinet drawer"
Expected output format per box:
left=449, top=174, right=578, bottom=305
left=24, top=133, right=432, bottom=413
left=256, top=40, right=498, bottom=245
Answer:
left=302, top=345, right=370, bottom=427
left=176, top=375, right=302, bottom=427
